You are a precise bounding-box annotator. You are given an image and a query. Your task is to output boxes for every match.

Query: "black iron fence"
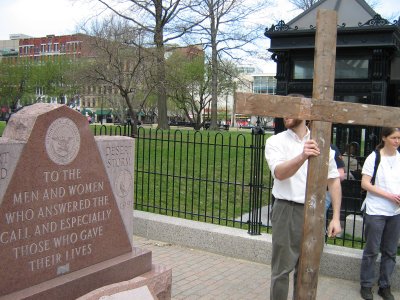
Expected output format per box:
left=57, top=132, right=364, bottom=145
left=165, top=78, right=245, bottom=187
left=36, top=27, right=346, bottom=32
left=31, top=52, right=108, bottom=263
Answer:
left=132, top=125, right=372, bottom=250
left=134, top=126, right=272, bottom=232
left=0, top=118, right=387, bottom=251
left=91, top=123, right=134, bottom=137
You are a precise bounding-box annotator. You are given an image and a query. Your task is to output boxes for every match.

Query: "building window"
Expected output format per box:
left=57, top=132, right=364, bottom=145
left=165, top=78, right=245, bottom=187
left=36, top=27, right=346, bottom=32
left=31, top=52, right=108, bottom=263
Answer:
left=334, top=94, right=370, bottom=104
left=336, top=59, right=368, bottom=79
left=293, top=59, right=369, bottom=79
left=253, top=76, right=277, bottom=94
left=293, top=60, right=314, bottom=79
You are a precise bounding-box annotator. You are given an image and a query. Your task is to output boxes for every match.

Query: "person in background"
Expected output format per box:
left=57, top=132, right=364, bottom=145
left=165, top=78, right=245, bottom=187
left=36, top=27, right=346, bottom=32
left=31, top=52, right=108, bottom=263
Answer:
left=360, top=127, right=400, bottom=300
left=265, top=109, right=342, bottom=300
left=325, top=144, right=346, bottom=214
left=343, top=143, right=361, bottom=180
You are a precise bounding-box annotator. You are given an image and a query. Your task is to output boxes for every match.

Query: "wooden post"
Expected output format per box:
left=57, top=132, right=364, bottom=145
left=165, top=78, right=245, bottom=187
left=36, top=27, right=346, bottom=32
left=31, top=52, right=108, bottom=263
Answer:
left=296, top=10, right=337, bottom=299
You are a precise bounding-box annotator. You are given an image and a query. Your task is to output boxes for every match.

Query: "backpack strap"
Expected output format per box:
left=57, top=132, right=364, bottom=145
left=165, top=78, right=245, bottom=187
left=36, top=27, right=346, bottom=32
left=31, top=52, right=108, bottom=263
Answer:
left=361, top=149, right=381, bottom=213
left=371, top=149, right=381, bottom=185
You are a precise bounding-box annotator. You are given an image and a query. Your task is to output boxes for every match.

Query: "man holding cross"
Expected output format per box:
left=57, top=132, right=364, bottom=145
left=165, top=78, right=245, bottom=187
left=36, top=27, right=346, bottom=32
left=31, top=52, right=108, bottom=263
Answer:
left=235, top=8, right=400, bottom=299
left=265, top=109, right=342, bottom=300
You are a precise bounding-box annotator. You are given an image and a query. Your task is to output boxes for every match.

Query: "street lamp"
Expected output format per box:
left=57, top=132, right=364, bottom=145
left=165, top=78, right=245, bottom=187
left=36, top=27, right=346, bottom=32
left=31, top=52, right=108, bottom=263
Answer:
left=225, top=94, right=228, bottom=126
left=101, top=96, right=104, bottom=125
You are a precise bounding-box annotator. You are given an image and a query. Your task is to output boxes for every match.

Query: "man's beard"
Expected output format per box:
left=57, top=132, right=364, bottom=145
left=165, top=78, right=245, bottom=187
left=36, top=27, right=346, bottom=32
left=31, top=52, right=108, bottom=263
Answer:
left=284, top=119, right=303, bottom=129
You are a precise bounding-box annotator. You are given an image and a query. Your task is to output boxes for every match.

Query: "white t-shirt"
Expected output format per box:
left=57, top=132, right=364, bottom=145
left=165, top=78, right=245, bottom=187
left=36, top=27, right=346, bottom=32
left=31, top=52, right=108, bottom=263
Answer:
left=362, top=150, right=400, bottom=216
left=265, top=128, right=339, bottom=203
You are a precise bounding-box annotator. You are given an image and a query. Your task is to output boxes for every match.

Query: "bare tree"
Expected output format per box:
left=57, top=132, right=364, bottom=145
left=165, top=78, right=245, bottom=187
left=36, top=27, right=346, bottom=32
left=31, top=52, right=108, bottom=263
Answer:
left=80, top=16, right=155, bottom=135
left=366, top=0, right=380, bottom=9
left=91, top=0, right=204, bottom=129
left=188, top=0, right=272, bottom=130
left=288, top=0, right=318, bottom=10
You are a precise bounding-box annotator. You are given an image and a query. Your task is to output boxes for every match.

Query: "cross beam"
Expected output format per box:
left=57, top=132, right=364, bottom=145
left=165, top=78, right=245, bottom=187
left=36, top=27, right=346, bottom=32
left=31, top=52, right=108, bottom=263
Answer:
left=235, top=93, right=400, bottom=128
left=235, top=9, right=400, bottom=299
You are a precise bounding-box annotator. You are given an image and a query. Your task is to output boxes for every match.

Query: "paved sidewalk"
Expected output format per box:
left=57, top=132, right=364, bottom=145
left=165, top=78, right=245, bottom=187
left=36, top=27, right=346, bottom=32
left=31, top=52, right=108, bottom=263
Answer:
left=134, top=235, right=400, bottom=300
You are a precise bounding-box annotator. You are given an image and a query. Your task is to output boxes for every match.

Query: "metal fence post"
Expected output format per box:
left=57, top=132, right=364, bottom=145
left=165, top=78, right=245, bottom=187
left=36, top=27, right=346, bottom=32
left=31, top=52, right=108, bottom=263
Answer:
left=248, top=118, right=265, bottom=235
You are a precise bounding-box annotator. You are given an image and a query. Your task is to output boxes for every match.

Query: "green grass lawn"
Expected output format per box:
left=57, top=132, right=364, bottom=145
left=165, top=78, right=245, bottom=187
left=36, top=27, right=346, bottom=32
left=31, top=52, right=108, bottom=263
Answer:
left=134, top=127, right=273, bottom=229
left=0, top=121, right=6, bottom=136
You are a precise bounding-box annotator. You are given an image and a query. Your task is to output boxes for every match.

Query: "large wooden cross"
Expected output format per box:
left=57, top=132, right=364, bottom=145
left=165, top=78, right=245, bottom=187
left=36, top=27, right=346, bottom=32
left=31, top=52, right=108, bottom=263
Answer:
left=236, top=10, right=400, bottom=300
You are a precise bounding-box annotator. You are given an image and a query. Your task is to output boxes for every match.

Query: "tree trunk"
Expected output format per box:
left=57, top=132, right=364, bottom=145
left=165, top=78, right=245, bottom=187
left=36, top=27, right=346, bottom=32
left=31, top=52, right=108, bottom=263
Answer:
left=124, top=95, right=139, bottom=137
left=155, top=45, right=169, bottom=129
left=209, top=1, right=219, bottom=130
left=154, top=1, right=170, bottom=130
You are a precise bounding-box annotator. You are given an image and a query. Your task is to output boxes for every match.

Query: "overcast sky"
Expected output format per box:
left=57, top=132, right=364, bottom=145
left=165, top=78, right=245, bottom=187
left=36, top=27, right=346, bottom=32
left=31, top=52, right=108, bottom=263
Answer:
left=1, top=0, right=398, bottom=40
left=0, top=0, right=398, bottom=72
left=0, top=0, right=99, bottom=39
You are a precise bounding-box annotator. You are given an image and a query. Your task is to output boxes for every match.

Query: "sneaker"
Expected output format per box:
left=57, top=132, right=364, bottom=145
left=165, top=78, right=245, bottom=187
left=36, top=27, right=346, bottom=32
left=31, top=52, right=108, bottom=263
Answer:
left=378, top=286, right=394, bottom=300
left=360, top=286, right=373, bottom=300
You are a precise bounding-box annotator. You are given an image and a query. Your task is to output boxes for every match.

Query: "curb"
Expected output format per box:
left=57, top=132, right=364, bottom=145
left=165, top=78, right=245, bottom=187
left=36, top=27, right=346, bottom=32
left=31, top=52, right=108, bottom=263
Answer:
left=133, top=210, right=400, bottom=290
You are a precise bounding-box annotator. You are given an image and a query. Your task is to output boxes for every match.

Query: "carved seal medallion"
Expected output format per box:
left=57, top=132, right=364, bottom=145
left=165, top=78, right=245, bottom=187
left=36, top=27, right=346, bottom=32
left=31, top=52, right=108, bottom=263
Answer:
left=45, top=118, right=80, bottom=165
left=115, top=169, right=132, bottom=198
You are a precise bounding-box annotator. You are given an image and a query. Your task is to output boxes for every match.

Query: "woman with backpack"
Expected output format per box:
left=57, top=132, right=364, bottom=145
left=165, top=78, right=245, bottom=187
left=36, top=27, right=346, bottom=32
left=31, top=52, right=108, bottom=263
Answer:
left=360, top=127, right=400, bottom=300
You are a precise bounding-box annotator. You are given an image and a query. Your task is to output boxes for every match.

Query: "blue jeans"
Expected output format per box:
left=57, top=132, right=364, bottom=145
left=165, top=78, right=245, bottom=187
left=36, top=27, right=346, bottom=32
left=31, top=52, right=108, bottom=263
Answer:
left=360, top=214, right=400, bottom=288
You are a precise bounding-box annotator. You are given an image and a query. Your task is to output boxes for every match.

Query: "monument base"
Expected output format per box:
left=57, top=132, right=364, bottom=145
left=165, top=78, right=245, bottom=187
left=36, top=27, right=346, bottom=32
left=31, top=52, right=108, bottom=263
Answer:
left=78, top=264, right=172, bottom=300
left=1, top=247, right=170, bottom=300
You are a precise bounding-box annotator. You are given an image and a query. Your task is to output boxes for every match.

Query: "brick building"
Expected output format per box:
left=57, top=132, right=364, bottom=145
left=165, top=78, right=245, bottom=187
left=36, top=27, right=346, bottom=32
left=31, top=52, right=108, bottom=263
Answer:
left=18, top=33, right=93, bottom=61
